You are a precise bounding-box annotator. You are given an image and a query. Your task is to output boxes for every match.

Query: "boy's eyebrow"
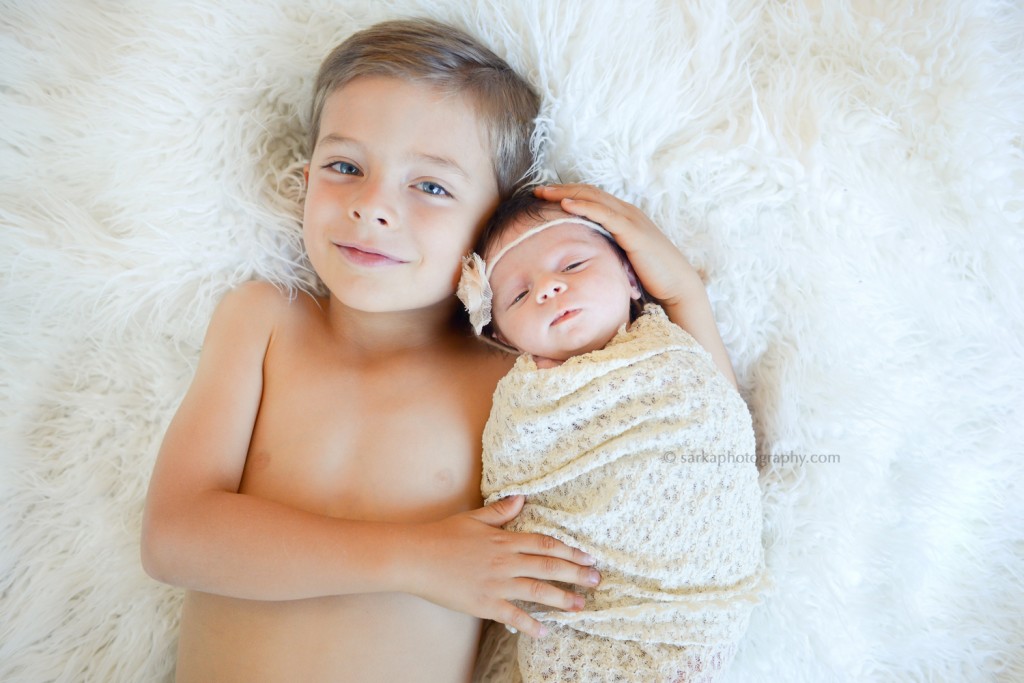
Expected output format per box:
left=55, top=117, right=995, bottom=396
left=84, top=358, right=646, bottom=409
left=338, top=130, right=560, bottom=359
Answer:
left=316, top=133, right=470, bottom=180
left=413, top=152, right=471, bottom=181
left=317, top=133, right=357, bottom=149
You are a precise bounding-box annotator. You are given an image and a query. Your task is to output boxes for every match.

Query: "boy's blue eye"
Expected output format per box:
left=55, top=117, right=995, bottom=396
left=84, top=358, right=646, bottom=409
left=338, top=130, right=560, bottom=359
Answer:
left=417, top=181, right=450, bottom=197
left=511, top=290, right=527, bottom=305
left=327, top=161, right=360, bottom=175
left=564, top=261, right=585, bottom=271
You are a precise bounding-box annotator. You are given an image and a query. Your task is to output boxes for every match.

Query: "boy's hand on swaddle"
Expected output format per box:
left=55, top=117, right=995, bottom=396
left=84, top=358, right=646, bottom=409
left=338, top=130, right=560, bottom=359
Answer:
left=406, top=494, right=599, bottom=639
left=534, top=183, right=699, bottom=308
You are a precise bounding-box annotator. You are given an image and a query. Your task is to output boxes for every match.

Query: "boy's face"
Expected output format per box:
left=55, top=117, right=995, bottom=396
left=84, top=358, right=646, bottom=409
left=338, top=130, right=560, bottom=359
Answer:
left=303, top=77, right=499, bottom=314
left=487, top=210, right=641, bottom=362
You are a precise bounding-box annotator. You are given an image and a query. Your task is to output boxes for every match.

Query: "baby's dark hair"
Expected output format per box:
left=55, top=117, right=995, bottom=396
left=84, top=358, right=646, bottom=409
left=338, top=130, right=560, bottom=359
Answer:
left=474, top=186, right=652, bottom=339
left=474, top=186, right=550, bottom=259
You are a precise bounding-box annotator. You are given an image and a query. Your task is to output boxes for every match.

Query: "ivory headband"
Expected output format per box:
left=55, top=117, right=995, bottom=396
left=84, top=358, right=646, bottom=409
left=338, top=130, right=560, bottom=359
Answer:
left=456, top=217, right=611, bottom=335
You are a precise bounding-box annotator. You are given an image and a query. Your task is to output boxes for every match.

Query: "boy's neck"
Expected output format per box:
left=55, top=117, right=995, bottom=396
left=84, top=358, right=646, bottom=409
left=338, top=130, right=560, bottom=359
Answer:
left=324, top=296, right=466, bottom=358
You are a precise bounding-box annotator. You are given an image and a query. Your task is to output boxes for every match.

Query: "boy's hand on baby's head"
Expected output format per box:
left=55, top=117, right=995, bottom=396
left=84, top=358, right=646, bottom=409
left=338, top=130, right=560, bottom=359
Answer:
left=405, top=494, right=599, bottom=639
left=536, top=184, right=740, bottom=386
left=534, top=184, right=698, bottom=308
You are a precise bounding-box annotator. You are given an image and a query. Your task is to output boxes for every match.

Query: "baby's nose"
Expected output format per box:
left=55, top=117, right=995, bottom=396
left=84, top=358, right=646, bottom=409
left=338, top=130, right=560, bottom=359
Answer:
left=536, top=280, right=567, bottom=303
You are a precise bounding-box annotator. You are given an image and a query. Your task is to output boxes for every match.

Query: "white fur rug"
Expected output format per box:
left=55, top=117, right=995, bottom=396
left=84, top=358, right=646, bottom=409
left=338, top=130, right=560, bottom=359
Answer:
left=2, top=1, right=1022, bottom=681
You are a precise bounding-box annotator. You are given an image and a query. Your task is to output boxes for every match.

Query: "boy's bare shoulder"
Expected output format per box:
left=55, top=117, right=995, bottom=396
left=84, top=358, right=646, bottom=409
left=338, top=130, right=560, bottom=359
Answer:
left=221, top=280, right=303, bottom=311
left=214, top=281, right=321, bottom=329
left=457, top=337, right=516, bottom=379
left=199, top=282, right=327, bottom=367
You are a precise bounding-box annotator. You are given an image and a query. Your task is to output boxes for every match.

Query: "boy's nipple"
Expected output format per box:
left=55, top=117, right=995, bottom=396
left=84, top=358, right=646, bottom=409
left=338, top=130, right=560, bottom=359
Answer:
left=433, top=467, right=455, bottom=491
left=247, top=450, right=272, bottom=473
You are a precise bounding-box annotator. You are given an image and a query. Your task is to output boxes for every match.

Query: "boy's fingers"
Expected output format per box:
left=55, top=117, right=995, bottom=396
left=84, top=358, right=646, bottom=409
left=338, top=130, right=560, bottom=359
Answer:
left=557, top=196, right=622, bottom=227
left=475, top=503, right=597, bottom=568
left=497, top=604, right=548, bottom=639
left=472, top=495, right=525, bottom=527
left=517, top=553, right=601, bottom=589
left=544, top=191, right=670, bottom=255
left=533, top=182, right=602, bottom=199
left=523, top=533, right=597, bottom=567
left=535, top=186, right=642, bottom=233
left=535, top=183, right=633, bottom=212
left=510, top=577, right=586, bottom=613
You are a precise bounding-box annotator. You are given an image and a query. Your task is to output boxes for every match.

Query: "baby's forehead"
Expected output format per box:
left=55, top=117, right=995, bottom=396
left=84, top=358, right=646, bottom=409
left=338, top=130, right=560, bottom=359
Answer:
left=487, top=214, right=615, bottom=282
left=497, top=210, right=607, bottom=252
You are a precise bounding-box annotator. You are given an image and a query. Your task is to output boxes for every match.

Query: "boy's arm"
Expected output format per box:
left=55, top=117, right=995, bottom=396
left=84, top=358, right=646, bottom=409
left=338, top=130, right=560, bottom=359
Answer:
left=141, top=282, right=596, bottom=638
left=535, top=184, right=739, bottom=388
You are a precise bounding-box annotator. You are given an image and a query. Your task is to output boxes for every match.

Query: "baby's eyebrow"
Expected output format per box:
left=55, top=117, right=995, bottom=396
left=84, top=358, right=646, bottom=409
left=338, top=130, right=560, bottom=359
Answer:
left=492, top=275, right=525, bottom=302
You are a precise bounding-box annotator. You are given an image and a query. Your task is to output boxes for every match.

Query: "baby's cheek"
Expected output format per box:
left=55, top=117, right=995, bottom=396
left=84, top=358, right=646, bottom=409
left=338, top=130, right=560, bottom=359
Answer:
left=489, top=316, right=520, bottom=349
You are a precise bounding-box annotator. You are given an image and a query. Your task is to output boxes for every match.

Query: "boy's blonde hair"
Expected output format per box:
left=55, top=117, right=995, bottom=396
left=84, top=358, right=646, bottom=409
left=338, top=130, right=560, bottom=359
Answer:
left=309, top=18, right=540, bottom=199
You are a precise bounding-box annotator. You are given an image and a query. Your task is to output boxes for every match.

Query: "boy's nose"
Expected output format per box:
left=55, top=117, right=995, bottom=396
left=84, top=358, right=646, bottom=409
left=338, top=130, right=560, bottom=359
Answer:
left=536, top=279, right=567, bottom=303
left=349, top=184, right=394, bottom=227
left=350, top=206, right=390, bottom=227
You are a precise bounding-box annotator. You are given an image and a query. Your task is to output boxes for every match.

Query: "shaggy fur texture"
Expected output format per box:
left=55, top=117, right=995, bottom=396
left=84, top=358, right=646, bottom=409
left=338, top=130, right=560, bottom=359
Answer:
left=2, top=1, right=1022, bottom=681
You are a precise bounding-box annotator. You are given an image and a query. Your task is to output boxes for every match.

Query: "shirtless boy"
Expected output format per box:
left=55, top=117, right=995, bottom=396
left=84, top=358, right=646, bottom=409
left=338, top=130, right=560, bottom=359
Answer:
left=141, top=20, right=599, bottom=682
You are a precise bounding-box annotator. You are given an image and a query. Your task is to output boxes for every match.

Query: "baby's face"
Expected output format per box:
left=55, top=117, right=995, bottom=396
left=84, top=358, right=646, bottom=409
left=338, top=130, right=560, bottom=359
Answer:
left=487, top=211, right=641, bottom=362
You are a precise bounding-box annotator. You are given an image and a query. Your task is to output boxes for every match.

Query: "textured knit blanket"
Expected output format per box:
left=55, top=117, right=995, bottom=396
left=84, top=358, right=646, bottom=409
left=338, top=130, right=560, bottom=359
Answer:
left=476, top=306, right=767, bottom=682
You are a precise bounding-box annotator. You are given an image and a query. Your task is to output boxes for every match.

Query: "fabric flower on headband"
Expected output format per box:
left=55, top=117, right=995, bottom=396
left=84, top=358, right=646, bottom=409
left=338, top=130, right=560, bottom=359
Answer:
left=456, top=217, right=611, bottom=335
left=456, top=252, right=492, bottom=334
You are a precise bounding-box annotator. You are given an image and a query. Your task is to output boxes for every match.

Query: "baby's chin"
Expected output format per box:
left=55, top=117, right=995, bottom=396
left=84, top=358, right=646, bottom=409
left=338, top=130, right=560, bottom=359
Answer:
left=528, top=335, right=618, bottom=367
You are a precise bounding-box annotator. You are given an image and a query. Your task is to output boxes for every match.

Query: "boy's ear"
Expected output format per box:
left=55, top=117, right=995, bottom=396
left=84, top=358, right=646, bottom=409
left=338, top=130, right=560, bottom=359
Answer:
left=625, top=261, right=642, bottom=300
left=303, top=164, right=310, bottom=184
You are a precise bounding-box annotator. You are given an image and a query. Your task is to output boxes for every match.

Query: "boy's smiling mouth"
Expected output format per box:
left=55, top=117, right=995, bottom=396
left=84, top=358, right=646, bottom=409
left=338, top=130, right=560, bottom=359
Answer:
left=334, top=242, right=410, bottom=267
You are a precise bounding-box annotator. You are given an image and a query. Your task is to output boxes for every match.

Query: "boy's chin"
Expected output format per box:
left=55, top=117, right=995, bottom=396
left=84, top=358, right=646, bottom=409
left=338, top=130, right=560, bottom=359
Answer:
left=333, top=290, right=458, bottom=316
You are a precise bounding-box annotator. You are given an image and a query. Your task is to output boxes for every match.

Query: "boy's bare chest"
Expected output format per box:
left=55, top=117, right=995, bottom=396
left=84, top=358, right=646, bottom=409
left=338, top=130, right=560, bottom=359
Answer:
left=239, top=333, right=501, bottom=522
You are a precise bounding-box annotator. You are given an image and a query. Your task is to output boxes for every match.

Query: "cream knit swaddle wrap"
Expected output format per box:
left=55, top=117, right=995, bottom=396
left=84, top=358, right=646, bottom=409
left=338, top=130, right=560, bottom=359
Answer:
left=477, top=305, right=766, bottom=682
